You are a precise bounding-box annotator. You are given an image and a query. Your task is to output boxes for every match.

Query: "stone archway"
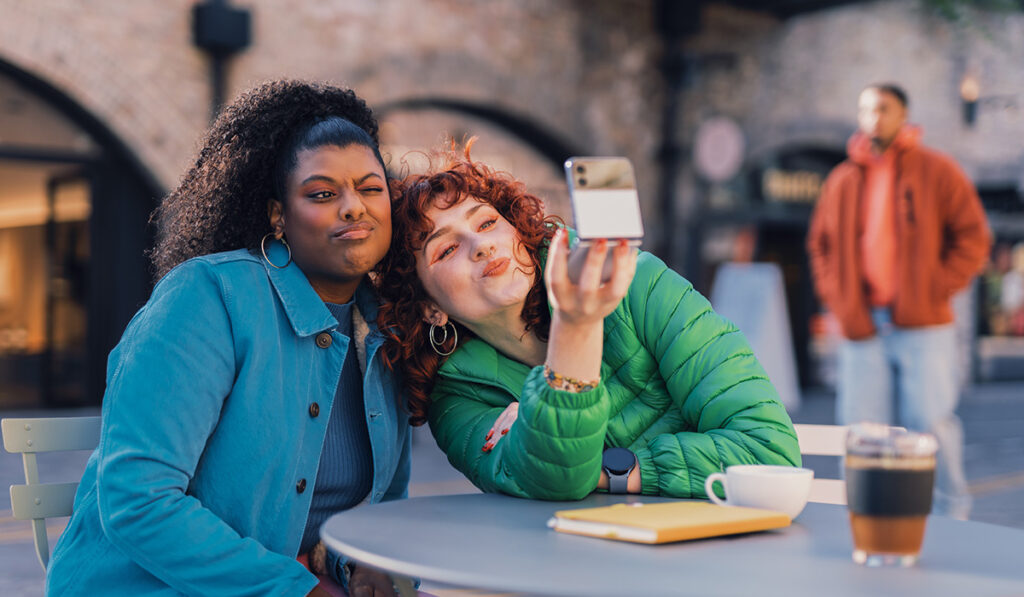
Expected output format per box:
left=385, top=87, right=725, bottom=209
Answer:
left=0, top=57, right=162, bottom=407
left=0, top=2, right=208, bottom=189
left=376, top=97, right=585, bottom=219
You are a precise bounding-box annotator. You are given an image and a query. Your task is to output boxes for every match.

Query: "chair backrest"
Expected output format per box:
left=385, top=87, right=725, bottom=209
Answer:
left=2, top=416, right=101, bottom=571
left=793, top=423, right=848, bottom=505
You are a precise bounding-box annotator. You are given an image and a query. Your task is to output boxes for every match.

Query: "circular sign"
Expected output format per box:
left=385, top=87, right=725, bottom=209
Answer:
left=694, top=116, right=746, bottom=183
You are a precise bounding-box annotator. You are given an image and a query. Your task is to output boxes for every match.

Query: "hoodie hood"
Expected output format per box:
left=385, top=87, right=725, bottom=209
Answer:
left=847, top=124, right=922, bottom=165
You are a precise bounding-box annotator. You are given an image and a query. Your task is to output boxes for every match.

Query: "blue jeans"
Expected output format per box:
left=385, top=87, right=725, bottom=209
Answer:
left=837, top=309, right=971, bottom=519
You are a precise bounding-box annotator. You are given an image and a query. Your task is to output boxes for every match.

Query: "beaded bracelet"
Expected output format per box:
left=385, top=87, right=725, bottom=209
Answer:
left=543, top=364, right=599, bottom=393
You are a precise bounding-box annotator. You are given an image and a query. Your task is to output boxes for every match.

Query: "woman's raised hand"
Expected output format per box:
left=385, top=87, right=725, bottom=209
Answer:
left=544, top=228, right=637, bottom=325
left=541, top=228, right=637, bottom=386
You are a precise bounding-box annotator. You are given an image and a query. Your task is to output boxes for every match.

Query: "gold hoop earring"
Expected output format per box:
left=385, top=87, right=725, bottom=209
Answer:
left=429, top=322, right=458, bottom=356
left=261, top=232, right=292, bottom=269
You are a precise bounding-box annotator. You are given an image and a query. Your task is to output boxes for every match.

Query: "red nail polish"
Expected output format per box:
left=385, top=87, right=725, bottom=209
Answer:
left=485, top=430, right=494, bottom=441
left=501, top=429, right=508, bottom=435
left=618, top=239, right=628, bottom=248
left=597, top=238, right=608, bottom=249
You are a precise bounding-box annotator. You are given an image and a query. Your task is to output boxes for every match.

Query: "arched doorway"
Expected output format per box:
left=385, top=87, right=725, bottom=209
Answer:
left=376, top=98, right=582, bottom=221
left=0, top=59, right=162, bottom=409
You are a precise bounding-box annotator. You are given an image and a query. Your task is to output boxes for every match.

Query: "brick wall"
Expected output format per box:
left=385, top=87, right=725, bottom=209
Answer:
left=686, top=0, right=1024, bottom=185
left=4, top=0, right=1021, bottom=231
left=0, top=0, right=663, bottom=221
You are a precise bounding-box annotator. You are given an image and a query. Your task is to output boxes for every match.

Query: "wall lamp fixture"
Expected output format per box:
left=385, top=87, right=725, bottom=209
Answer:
left=192, top=0, right=252, bottom=121
left=960, top=73, right=1017, bottom=127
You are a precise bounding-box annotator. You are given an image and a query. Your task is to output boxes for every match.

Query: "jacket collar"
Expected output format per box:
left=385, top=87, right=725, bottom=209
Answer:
left=260, top=241, right=380, bottom=338
left=438, top=337, right=532, bottom=396
left=847, top=124, right=922, bottom=165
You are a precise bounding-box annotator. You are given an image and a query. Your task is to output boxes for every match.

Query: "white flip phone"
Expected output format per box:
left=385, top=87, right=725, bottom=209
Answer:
left=563, top=156, right=644, bottom=283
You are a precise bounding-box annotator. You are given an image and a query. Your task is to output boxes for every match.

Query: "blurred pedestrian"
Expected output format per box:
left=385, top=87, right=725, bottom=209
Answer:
left=807, top=83, right=990, bottom=519
left=46, top=81, right=411, bottom=597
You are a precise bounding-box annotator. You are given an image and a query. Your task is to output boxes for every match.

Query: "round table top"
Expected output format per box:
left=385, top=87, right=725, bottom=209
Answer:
left=321, top=493, right=1024, bottom=597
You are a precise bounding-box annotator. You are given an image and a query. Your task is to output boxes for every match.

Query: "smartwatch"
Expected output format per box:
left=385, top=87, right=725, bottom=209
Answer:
left=602, top=447, right=637, bottom=494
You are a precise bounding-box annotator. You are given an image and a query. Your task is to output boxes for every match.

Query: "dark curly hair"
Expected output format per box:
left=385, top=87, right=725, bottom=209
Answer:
left=150, top=80, right=381, bottom=278
left=376, top=140, right=561, bottom=425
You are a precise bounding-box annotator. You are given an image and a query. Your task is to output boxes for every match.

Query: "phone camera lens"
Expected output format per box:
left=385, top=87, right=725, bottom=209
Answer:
left=576, top=165, right=585, bottom=174
left=578, top=177, right=587, bottom=186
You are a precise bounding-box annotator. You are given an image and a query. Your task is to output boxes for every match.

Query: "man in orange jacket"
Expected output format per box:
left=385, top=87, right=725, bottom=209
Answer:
left=808, top=83, right=990, bottom=519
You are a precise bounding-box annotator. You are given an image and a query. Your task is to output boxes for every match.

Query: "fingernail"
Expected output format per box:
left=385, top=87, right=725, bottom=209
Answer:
left=597, top=239, right=608, bottom=249
left=618, top=239, right=628, bottom=248
left=563, top=232, right=570, bottom=247
left=485, top=430, right=494, bottom=441
left=501, top=428, right=508, bottom=435
left=482, top=444, right=492, bottom=452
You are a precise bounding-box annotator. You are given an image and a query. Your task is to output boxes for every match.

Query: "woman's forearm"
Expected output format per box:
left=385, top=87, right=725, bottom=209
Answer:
left=545, top=315, right=603, bottom=382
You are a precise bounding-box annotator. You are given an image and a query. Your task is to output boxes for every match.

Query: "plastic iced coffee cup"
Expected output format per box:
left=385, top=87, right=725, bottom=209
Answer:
left=845, top=423, right=938, bottom=567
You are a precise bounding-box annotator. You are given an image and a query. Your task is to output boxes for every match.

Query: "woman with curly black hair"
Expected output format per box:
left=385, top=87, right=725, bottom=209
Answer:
left=46, top=81, right=409, bottom=597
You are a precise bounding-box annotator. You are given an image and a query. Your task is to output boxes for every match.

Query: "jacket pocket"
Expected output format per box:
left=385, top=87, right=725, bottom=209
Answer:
left=47, top=485, right=115, bottom=594
left=930, top=270, right=952, bottom=302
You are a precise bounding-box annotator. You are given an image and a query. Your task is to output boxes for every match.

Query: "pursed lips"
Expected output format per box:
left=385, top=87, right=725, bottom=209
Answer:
left=481, top=257, right=510, bottom=278
left=332, top=222, right=374, bottom=240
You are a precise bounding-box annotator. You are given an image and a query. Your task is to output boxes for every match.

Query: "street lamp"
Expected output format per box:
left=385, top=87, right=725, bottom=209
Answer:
left=960, top=72, right=1017, bottom=128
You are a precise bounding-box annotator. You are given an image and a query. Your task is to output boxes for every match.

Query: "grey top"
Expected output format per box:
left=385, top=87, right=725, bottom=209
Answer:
left=300, top=300, right=372, bottom=554
left=321, top=493, right=1024, bottom=597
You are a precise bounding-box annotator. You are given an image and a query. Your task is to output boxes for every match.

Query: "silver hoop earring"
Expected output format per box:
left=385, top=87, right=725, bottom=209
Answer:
left=261, top=232, right=292, bottom=269
left=429, top=322, right=458, bottom=356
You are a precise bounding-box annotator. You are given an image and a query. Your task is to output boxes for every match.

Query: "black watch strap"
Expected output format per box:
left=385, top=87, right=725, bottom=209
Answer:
left=603, top=447, right=637, bottom=494
left=608, top=468, right=630, bottom=494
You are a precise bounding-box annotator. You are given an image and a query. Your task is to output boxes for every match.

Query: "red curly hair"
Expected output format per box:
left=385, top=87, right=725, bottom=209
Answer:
left=376, top=140, right=561, bottom=426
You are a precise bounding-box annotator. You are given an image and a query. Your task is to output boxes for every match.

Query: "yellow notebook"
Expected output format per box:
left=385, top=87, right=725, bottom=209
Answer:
left=547, top=501, right=791, bottom=544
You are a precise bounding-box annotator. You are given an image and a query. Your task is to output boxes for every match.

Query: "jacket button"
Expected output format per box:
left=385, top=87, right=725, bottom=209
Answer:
left=309, top=402, right=320, bottom=418
left=296, top=478, right=307, bottom=493
left=315, top=333, right=332, bottom=349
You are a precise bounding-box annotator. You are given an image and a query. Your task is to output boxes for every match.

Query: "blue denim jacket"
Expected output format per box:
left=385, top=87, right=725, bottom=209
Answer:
left=46, top=246, right=411, bottom=596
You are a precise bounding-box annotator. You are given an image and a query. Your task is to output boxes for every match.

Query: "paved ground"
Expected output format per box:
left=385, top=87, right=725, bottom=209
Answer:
left=2, top=382, right=1023, bottom=595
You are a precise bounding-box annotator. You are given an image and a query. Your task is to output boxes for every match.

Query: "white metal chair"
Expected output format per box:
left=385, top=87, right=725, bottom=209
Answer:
left=793, top=423, right=848, bottom=505
left=2, top=416, right=101, bottom=571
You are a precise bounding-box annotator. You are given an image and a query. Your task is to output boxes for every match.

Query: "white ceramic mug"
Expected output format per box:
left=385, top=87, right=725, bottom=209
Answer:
left=704, top=465, right=814, bottom=519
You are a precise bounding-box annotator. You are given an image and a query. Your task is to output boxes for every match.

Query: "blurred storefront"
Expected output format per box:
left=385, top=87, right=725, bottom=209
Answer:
left=0, top=63, right=159, bottom=409
left=976, top=186, right=1024, bottom=381
left=689, top=144, right=847, bottom=388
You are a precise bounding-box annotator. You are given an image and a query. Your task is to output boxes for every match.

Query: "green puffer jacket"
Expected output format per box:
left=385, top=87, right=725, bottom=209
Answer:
left=428, top=251, right=801, bottom=500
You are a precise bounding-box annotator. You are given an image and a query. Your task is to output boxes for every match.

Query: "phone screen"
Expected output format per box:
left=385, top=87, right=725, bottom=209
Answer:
left=565, top=157, right=644, bottom=240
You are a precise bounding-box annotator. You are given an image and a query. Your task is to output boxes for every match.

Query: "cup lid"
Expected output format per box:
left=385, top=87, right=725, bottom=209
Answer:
left=846, top=422, right=938, bottom=459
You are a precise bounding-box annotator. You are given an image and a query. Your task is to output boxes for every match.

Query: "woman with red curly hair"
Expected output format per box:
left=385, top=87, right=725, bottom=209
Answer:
left=377, top=141, right=800, bottom=500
